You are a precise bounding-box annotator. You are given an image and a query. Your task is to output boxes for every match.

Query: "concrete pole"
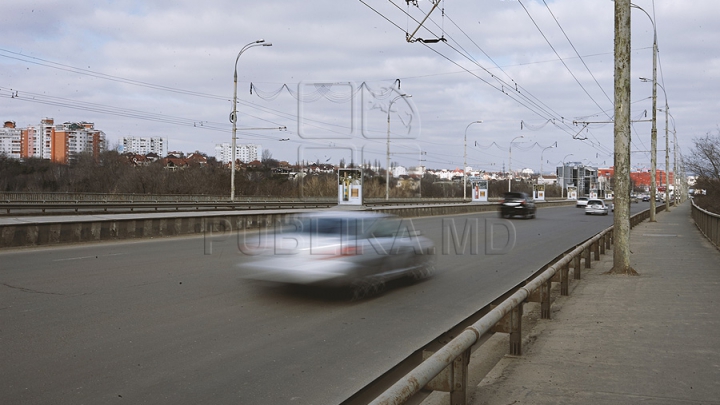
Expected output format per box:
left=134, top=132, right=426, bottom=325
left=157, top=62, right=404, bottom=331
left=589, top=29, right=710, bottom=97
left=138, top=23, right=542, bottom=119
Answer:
left=464, top=121, right=482, bottom=201
left=649, top=29, right=658, bottom=221
left=386, top=94, right=410, bottom=201
left=508, top=135, right=523, bottom=193
left=635, top=5, right=658, bottom=221
left=611, top=0, right=636, bottom=274
left=231, top=40, right=271, bottom=202
left=665, top=104, right=671, bottom=210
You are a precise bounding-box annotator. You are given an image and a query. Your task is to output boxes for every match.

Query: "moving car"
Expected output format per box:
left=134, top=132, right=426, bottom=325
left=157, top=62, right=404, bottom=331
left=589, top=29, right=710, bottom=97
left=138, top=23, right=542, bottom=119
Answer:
left=585, top=199, right=609, bottom=215
left=576, top=197, right=589, bottom=207
left=237, top=211, right=435, bottom=298
left=499, top=192, right=536, bottom=219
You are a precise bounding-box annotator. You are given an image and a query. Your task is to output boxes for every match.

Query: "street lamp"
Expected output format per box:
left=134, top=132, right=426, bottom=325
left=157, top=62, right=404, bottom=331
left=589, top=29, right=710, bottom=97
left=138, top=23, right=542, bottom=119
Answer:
left=464, top=121, right=483, bottom=200
left=540, top=142, right=557, bottom=177
left=231, top=39, right=272, bottom=201
left=508, top=135, right=524, bottom=192
left=632, top=3, right=659, bottom=221
left=562, top=153, right=574, bottom=198
left=386, top=94, right=411, bottom=200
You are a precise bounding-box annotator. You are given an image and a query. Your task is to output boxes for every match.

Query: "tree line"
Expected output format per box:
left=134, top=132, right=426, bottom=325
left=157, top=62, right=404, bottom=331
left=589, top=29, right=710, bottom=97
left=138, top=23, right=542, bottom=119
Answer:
left=0, top=150, right=563, bottom=199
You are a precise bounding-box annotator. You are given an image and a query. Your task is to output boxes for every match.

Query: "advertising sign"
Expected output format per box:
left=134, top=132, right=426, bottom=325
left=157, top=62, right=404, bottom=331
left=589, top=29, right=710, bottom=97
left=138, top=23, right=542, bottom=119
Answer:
left=567, top=186, right=578, bottom=200
left=533, top=184, right=546, bottom=201
left=469, top=177, right=488, bottom=202
left=338, top=168, right=362, bottom=205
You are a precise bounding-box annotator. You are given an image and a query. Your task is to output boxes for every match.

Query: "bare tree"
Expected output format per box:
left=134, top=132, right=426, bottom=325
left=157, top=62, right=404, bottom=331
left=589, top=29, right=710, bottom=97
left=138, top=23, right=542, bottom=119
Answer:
left=686, top=130, right=720, bottom=181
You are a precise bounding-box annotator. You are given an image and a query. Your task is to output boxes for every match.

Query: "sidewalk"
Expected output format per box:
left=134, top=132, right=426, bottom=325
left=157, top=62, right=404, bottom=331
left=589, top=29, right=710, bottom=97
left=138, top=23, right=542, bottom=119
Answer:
left=473, top=201, right=720, bottom=405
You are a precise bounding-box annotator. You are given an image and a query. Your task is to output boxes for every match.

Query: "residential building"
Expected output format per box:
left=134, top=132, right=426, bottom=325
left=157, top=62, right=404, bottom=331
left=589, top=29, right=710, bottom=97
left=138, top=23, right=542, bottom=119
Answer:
left=122, top=137, right=167, bottom=156
left=214, top=143, right=262, bottom=164
left=0, top=121, right=22, bottom=159
left=20, top=119, right=106, bottom=163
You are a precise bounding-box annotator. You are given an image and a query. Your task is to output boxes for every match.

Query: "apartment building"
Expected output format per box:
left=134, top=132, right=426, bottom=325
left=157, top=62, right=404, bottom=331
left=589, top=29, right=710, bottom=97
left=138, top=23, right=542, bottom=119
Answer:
left=122, top=137, right=167, bottom=156
left=20, top=119, right=107, bottom=163
left=0, top=121, right=22, bottom=159
left=214, top=143, right=262, bottom=164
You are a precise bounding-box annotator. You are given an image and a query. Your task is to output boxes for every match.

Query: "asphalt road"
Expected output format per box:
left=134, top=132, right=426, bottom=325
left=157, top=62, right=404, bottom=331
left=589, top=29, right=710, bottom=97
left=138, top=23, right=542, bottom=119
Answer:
left=0, top=202, right=648, bottom=405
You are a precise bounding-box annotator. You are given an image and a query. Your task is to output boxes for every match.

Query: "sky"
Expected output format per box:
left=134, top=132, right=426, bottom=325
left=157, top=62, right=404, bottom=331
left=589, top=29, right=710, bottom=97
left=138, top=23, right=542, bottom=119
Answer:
left=1, top=0, right=718, bottom=175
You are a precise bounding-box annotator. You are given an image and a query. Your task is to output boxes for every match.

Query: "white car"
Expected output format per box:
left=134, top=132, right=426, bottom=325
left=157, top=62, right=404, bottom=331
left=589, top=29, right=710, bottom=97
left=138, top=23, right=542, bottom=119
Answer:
left=576, top=197, right=589, bottom=207
left=237, top=211, right=436, bottom=299
left=585, top=199, right=609, bottom=215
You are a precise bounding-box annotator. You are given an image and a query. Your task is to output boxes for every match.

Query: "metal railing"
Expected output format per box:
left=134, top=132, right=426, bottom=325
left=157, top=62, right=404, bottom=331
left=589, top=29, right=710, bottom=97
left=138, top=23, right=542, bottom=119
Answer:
left=692, top=198, right=720, bottom=249
left=361, top=208, right=653, bottom=405
left=0, top=192, right=333, bottom=203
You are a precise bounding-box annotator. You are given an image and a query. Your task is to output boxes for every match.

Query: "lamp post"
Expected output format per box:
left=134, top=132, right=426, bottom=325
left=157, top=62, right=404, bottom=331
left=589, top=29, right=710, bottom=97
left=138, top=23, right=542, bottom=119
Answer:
left=640, top=77, right=670, bottom=212
left=508, top=135, right=524, bottom=192
left=632, top=3, right=658, bottom=221
left=464, top=121, right=483, bottom=200
left=540, top=142, right=557, bottom=178
left=386, top=94, right=411, bottom=200
left=562, top=153, right=574, bottom=198
left=231, top=39, right=272, bottom=201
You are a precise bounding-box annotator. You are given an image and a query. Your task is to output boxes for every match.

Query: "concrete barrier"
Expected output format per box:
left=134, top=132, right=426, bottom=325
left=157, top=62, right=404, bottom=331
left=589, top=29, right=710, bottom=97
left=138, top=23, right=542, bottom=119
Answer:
left=0, top=200, right=576, bottom=249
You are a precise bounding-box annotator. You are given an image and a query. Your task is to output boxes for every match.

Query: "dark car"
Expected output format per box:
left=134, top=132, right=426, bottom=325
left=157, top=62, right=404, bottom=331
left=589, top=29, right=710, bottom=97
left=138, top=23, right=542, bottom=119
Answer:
left=499, top=192, right=536, bottom=219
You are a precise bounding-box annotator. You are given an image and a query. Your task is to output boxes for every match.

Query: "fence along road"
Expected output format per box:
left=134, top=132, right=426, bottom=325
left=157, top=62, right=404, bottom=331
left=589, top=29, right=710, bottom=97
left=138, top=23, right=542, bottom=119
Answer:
left=0, top=203, right=648, bottom=405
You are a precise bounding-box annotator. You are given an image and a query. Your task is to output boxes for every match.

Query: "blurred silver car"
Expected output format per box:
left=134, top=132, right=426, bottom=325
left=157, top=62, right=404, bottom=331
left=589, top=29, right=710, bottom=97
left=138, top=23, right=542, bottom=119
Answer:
left=585, top=199, right=609, bottom=215
left=238, top=211, right=436, bottom=297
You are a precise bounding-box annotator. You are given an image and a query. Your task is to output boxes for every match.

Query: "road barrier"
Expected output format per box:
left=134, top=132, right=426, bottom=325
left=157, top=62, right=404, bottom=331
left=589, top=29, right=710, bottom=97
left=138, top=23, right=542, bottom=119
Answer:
left=357, top=208, right=653, bottom=405
left=692, top=199, right=720, bottom=249
left=0, top=200, right=575, bottom=249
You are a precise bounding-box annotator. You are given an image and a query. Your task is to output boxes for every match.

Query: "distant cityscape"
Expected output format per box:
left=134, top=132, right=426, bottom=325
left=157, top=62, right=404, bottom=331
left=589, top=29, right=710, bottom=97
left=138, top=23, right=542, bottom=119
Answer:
left=1, top=117, right=679, bottom=197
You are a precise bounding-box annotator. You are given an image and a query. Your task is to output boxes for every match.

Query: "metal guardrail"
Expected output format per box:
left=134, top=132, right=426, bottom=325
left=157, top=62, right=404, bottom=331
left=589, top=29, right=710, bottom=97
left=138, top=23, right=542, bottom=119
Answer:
left=0, top=192, right=334, bottom=203
left=0, top=193, right=578, bottom=215
left=0, top=201, right=337, bottom=214
left=692, top=199, right=720, bottom=249
left=359, top=208, right=654, bottom=405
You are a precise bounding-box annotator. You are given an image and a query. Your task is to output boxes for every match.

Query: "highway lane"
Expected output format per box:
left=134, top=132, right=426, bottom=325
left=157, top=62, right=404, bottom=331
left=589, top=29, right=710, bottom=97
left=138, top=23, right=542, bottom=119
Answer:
left=0, top=202, right=648, bottom=405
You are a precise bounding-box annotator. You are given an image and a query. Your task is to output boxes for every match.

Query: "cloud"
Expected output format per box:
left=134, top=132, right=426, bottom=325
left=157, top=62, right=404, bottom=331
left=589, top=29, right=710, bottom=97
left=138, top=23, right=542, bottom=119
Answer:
left=0, top=0, right=715, bottom=172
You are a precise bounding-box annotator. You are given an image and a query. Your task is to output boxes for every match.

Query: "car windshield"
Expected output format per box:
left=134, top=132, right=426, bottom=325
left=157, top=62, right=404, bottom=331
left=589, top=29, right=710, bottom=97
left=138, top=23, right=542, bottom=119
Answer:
left=588, top=200, right=603, bottom=205
left=296, top=217, right=361, bottom=236
left=295, top=215, right=396, bottom=238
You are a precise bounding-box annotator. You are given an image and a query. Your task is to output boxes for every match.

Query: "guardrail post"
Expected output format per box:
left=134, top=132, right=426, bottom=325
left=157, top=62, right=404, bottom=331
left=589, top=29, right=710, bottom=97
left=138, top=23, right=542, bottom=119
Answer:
left=528, top=281, right=552, bottom=320
left=450, top=349, right=470, bottom=405
left=584, top=246, right=591, bottom=268
left=561, top=263, right=569, bottom=296
left=605, top=231, right=612, bottom=250
left=573, top=254, right=582, bottom=279
left=491, top=303, right=523, bottom=356
left=422, top=347, right=471, bottom=405
left=593, top=240, right=600, bottom=261
left=540, top=281, right=551, bottom=319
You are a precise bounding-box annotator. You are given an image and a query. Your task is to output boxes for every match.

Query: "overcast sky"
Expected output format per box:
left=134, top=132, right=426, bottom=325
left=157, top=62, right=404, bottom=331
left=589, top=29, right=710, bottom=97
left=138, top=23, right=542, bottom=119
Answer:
left=2, top=0, right=717, bottom=174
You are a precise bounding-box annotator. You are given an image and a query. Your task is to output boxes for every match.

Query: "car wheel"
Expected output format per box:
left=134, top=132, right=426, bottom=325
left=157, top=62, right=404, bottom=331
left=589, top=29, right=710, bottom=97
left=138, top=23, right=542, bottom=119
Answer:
left=350, top=278, right=385, bottom=301
left=410, top=257, right=436, bottom=281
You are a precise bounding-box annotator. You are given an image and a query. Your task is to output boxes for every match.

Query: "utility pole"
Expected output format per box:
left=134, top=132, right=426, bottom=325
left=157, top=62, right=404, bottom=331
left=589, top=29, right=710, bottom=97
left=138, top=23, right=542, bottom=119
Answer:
left=611, top=0, right=636, bottom=275
left=664, top=104, right=671, bottom=210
